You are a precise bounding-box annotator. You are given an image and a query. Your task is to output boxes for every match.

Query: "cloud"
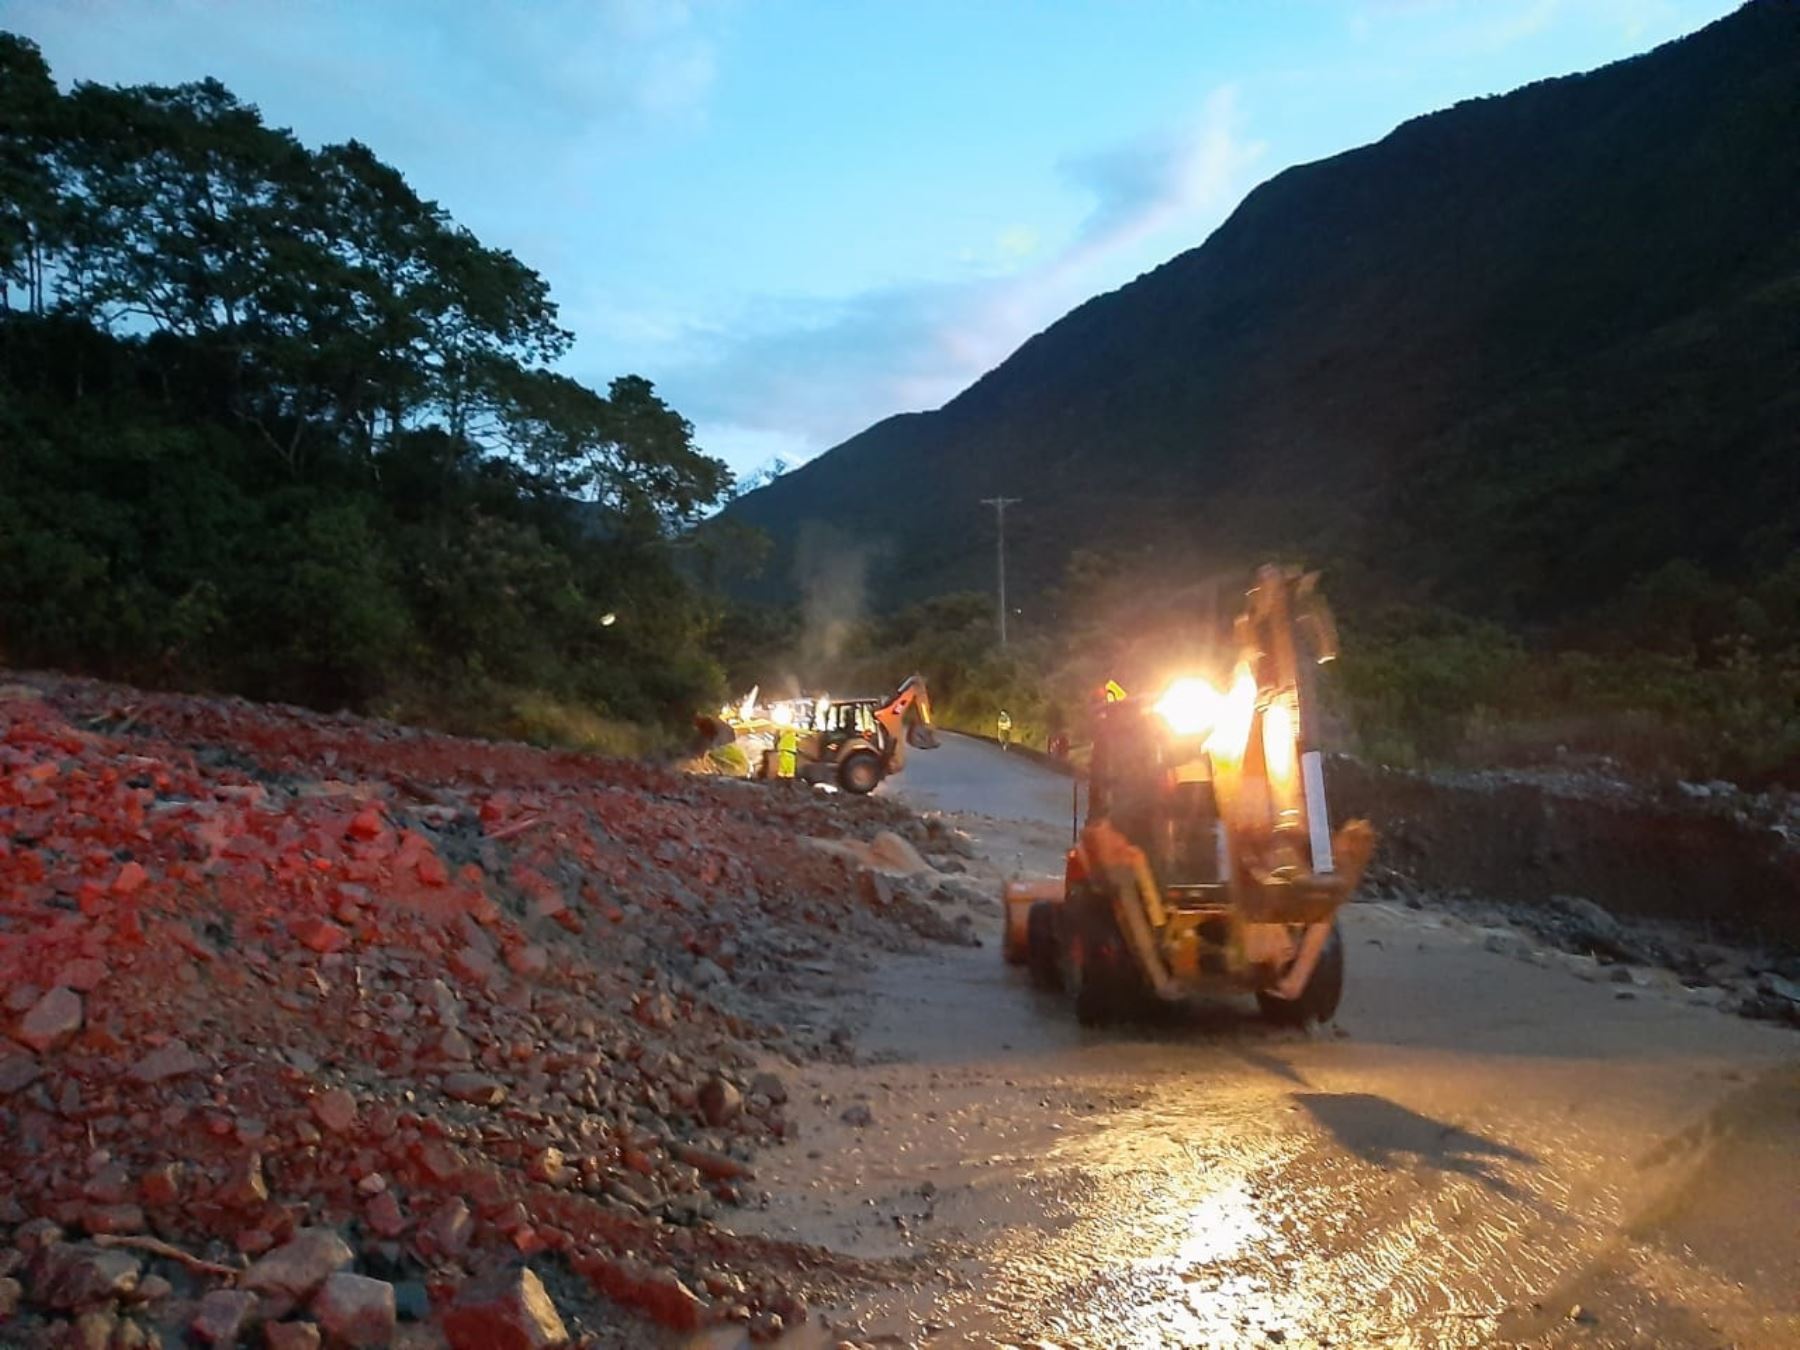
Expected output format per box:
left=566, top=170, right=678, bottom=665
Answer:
left=997, top=226, right=1041, bottom=260
left=3, top=0, right=716, bottom=201
left=660, top=87, right=1264, bottom=470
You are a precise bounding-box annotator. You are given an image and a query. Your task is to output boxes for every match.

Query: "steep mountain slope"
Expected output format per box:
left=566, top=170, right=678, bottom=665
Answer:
left=721, top=1, right=1800, bottom=622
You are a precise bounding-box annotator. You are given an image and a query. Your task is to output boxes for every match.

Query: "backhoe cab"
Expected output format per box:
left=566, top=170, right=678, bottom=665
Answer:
left=1004, top=566, right=1375, bottom=1025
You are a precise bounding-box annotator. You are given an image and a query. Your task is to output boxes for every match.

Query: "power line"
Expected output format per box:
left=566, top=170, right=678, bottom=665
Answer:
left=979, top=496, right=1021, bottom=646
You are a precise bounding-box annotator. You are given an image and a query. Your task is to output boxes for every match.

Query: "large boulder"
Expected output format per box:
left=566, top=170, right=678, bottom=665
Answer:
left=242, top=1229, right=355, bottom=1302
left=442, top=1267, right=569, bottom=1350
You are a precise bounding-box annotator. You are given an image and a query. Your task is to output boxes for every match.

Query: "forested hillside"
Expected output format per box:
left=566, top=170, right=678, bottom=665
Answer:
left=716, top=2, right=1800, bottom=784
left=722, top=0, right=1799, bottom=627
left=0, top=35, right=732, bottom=742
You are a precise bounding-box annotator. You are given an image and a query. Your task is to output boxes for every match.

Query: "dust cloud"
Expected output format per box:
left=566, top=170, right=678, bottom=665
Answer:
left=793, top=520, right=889, bottom=672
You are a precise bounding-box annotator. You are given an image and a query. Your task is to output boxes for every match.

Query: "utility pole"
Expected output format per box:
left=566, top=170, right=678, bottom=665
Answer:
left=979, top=496, right=1021, bottom=645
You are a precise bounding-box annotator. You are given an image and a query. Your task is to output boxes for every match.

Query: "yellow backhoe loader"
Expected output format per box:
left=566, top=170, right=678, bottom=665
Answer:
left=754, top=674, right=939, bottom=794
left=1003, top=567, right=1375, bottom=1025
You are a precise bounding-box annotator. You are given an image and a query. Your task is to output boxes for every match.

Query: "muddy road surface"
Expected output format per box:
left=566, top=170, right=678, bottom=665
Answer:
left=725, top=734, right=1799, bottom=1348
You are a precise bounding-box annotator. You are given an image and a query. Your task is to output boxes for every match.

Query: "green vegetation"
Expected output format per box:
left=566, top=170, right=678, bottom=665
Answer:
left=1336, top=563, right=1800, bottom=784
left=0, top=35, right=735, bottom=739
left=780, top=552, right=1800, bottom=788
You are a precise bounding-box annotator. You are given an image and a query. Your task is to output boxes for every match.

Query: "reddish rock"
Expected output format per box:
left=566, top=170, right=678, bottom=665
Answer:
left=264, top=1323, right=323, bottom=1350
left=112, top=861, right=149, bottom=896
left=632, top=992, right=675, bottom=1030
left=347, top=807, right=385, bottom=841
left=448, top=945, right=499, bottom=988
left=128, top=1040, right=205, bottom=1084
left=139, top=1162, right=183, bottom=1207
left=82, top=1203, right=145, bottom=1235
left=505, top=945, right=549, bottom=977
left=294, top=918, right=350, bottom=955
left=310, top=1088, right=358, bottom=1135
left=526, top=1147, right=569, bottom=1185
left=421, top=1198, right=473, bottom=1257
left=236, top=1229, right=276, bottom=1257
left=16, top=985, right=83, bottom=1053
left=441, top=1073, right=506, bottom=1107
left=441, top=1266, right=569, bottom=1350
left=0, top=1275, right=20, bottom=1319
left=698, top=1077, right=742, bottom=1127
left=219, top=1152, right=271, bottom=1210
left=242, top=1228, right=355, bottom=1301
left=34, top=1243, right=141, bottom=1310
left=634, top=1267, right=707, bottom=1333
left=57, top=958, right=109, bottom=993
left=310, top=1272, right=396, bottom=1349
left=0, top=1052, right=41, bottom=1095
left=669, top=1141, right=753, bottom=1182
left=15, top=1218, right=66, bottom=1255
left=82, top=1162, right=132, bottom=1205
left=68, top=1309, right=118, bottom=1349
left=416, top=1142, right=463, bottom=1183
left=192, top=1288, right=259, bottom=1345
left=365, top=1190, right=408, bottom=1239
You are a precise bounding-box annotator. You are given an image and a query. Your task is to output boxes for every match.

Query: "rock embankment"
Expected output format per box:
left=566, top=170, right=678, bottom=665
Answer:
left=0, top=674, right=975, bottom=1346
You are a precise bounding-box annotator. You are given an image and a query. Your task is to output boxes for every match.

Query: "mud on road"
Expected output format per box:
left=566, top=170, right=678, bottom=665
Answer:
left=727, top=735, right=1800, bottom=1349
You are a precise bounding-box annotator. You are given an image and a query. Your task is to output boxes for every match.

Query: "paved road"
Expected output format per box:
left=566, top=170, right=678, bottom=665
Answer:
left=740, top=735, right=1799, bottom=1348
left=879, top=732, right=1078, bottom=837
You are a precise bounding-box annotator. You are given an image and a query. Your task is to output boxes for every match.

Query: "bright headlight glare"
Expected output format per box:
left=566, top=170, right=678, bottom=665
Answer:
left=1263, top=696, right=1297, bottom=783
left=1153, top=677, right=1221, bottom=737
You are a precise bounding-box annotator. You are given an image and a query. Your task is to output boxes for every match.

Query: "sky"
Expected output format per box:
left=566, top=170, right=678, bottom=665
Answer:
left=1, top=0, right=1741, bottom=480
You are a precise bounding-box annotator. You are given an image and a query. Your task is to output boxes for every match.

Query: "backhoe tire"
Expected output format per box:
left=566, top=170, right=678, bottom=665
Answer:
left=838, top=750, right=883, bottom=795
left=1067, top=886, right=1138, bottom=1026
left=1257, top=922, right=1345, bottom=1027
left=1026, top=901, right=1062, bottom=991
left=1074, top=953, right=1135, bottom=1027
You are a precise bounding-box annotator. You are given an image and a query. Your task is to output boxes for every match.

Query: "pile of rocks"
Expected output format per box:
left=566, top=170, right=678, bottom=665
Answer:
left=0, top=674, right=967, bottom=1345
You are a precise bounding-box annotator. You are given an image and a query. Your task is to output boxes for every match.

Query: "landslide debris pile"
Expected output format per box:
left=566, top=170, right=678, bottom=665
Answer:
left=0, top=674, right=961, bottom=1347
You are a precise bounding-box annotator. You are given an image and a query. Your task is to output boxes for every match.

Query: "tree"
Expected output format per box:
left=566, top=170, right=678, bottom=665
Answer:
left=0, top=34, right=62, bottom=313
left=0, top=33, right=737, bottom=734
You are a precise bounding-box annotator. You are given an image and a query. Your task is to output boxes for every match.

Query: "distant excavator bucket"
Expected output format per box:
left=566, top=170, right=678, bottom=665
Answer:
left=907, top=722, right=939, bottom=750
left=692, top=714, right=737, bottom=752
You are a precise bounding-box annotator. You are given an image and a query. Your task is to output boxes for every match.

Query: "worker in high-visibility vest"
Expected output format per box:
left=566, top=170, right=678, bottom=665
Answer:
left=996, top=709, right=1013, bottom=750
left=776, top=726, right=798, bottom=778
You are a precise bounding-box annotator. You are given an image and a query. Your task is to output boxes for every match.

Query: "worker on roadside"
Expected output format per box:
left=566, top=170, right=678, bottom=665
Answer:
left=997, top=709, right=1013, bottom=750
left=776, top=725, right=798, bottom=779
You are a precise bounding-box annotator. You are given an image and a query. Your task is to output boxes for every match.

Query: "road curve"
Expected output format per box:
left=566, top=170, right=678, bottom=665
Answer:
left=734, top=734, right=1799, bottom=1348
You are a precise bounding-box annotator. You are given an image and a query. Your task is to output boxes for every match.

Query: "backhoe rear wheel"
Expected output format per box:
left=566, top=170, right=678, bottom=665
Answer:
left=1026, top=901, right=1062, bottom=991
left=1257, top=922, right=1345, bottom=1026
left=838, top=750, right=883, bottom=795
left=1067, top=885, right=1138, bottom=1025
